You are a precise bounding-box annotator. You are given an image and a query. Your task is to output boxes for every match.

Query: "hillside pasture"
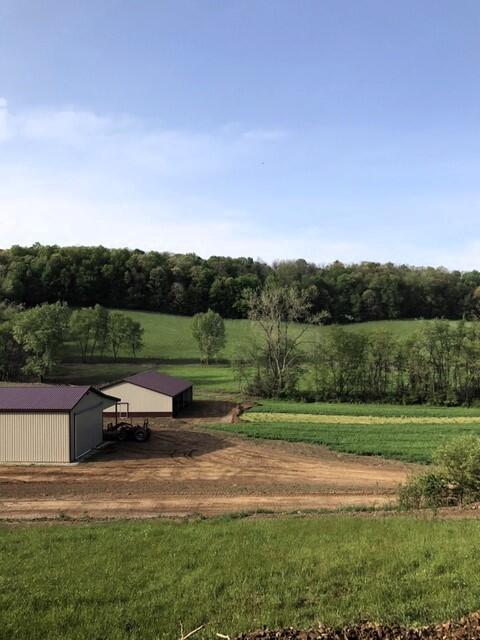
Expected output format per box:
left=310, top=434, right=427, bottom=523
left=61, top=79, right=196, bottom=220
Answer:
left=63, top=310, right=436, bottom=363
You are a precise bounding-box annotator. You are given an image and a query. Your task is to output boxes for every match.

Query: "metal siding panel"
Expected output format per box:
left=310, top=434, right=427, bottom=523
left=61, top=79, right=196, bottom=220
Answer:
left=0, top=412, right=69, bottom=463
left=72, top=392, right=105, bottom=459
left=102, top=382, right=172, bottom=414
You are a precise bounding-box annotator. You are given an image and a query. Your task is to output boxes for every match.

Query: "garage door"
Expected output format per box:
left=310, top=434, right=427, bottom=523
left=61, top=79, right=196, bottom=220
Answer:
left=74, top=406, right=103, bottom=459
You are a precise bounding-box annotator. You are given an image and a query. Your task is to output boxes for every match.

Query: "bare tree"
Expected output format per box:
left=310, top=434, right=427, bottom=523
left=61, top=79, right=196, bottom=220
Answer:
left=234, top=285, right=313, bottom=398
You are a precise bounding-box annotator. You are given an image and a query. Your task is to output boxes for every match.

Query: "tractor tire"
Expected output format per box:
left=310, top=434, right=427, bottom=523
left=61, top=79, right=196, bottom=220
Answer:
left=117, top=429, right=128, bottom=442
left=133, top=428, right=149, bottom=443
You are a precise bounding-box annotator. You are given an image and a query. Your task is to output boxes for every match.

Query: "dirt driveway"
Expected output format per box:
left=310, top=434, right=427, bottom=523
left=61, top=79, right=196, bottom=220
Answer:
left=0, top=402, right=416, bottom=520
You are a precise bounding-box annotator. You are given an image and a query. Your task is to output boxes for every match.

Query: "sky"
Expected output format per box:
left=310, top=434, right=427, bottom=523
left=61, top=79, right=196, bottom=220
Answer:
left=1, top=0, right=480, bottom=268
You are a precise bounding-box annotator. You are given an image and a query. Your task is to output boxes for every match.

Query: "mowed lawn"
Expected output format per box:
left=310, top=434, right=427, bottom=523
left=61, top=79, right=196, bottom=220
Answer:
left=3, top=517, right=480, bottom=639
left=206, top=401, right=480, bottom=463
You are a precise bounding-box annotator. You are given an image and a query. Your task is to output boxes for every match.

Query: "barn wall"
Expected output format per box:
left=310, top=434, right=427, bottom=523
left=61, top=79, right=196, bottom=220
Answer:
left=0, top=412, right=70, bottom=463
left=71, top=391, right=115, bottom=460
left=103, top=382, right=173, bottom=416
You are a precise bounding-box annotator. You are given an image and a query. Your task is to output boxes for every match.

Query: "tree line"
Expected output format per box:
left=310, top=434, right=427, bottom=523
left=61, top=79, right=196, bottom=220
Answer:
left=0, top=303, right=143, bottom=381
left=231, top=286, right=480, bottom=406
left=2, top=244, right=480, bottom=322
left=313, top=321, right=480, bottom=405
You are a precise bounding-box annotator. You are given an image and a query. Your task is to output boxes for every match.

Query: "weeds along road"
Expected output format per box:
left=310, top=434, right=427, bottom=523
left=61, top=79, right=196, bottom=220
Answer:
left=0, top=403, right=416, bottom=520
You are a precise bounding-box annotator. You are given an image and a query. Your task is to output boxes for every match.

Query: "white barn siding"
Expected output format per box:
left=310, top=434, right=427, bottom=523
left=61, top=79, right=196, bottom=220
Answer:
left=0, top=412, right=70, bottom=463
left=71, top=390, right=109, bottom=459
left=103, top=382, right=172, bottom=415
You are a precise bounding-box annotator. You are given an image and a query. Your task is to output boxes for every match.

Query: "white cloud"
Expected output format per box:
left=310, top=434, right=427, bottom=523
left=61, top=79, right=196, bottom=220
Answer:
left=0, top=99, right=287, bottom=177
left=1, top=98, right=480, bottom=269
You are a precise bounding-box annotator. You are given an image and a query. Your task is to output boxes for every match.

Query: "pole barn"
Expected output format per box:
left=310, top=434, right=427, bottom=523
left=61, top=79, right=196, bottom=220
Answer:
left=102, top=370, right=193, bottom=418
left=0, top=386, right=119, bottom=463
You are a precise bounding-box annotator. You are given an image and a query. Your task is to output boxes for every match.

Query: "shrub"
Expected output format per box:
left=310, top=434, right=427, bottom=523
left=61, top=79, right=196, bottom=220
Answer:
left=399, top=472, right=450, bottom=510
left=399, top=436, right=480, bottom=509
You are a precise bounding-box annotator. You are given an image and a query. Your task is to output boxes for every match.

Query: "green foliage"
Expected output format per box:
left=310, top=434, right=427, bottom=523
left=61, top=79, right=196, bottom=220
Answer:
left=398, top=473, right=451, bottom=509
left=312, top=320, right=480, bottom=405
left=4, top=517, right=480, bottom=638
left=400, top=436, right=480, bottom=508
left=0, top=302, right=25, bottom=380
left=123, top=316, right=144, bottom=358
left=12, top=302, right=70, bottom=380
left=69, top=307, right=96, bottom=362
left=3, top=244, right=480, bottom=322
left=192, top=309, right=226, bottom=364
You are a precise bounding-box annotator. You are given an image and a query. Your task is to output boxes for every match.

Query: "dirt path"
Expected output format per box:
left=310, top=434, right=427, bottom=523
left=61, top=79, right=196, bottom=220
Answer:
left=0, top=403, right=417, bottom=520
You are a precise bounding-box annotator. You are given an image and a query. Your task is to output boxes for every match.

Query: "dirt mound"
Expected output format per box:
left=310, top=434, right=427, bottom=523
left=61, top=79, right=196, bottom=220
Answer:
left=233, top=612, right=480, bottom=639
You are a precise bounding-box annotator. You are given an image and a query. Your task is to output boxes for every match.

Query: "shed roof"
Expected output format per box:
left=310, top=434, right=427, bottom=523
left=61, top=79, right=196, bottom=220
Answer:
left=0, top=386, right=119, bottom=411
left=103, top=370, right=192, bottom=397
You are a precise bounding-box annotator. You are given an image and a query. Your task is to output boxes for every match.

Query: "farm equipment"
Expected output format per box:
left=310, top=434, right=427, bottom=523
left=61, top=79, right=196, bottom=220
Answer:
left=103, top=418, right=151, bottom=443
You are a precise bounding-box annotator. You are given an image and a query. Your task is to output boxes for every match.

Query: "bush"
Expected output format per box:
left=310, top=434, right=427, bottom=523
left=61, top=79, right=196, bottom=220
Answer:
left=399, top=472, right=450, bottom=510
left=399, top=436, right=480, bottom=509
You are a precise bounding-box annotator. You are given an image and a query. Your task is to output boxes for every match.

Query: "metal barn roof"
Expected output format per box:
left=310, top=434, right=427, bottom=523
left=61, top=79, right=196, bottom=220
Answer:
left=105, top=370, right=192, bottom=397
left=0, top=386, right=118, bottom=411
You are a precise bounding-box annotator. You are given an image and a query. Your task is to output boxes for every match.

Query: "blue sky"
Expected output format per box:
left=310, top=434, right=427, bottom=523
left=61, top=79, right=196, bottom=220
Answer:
left=1, top=1, right=480, bottom=267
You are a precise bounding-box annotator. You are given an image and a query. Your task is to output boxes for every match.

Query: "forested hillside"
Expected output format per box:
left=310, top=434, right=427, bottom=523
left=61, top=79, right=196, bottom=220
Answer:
left=1, top=244, right=480, bottom=322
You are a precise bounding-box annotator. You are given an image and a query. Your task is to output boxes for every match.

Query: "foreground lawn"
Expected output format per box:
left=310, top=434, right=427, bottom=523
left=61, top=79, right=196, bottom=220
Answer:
left=210, top=419, right=480, bottom=463
left=2, top=517, right=480, bottom=639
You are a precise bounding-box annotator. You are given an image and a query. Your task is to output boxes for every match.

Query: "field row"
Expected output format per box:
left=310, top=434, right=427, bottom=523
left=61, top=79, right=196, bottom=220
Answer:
left=209, top=420, right=480, bottom=463
left=243, top=411, right=480, bottom=425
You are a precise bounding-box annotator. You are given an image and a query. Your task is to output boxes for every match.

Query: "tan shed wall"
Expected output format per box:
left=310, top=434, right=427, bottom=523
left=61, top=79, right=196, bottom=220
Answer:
left=71, top=390, right=115, bottom=459
left=0, top=412, right=70, bottom=463
left=102, top=382, right=173, bottom=414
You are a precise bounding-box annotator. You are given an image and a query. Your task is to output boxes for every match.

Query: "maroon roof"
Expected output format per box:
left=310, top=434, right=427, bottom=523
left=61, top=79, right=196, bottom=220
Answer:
left=0, top=386, right=119, bottom=411
left=117, top=370, right=192, bottom=397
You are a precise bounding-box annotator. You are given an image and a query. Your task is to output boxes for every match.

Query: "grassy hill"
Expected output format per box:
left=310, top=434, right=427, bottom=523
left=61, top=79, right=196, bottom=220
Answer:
left=55, top=312, right=461, bottom=396
left=64, top=310, right=435, bottom=363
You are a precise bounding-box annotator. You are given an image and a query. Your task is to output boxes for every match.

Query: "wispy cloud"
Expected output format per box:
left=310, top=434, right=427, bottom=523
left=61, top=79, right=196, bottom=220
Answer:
left=0, top=98, right=288, bottom=177
left=2, top=98, right=480, bottom=269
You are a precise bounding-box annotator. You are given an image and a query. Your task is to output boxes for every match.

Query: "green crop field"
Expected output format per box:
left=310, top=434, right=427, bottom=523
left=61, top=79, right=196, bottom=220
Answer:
left=251, top=400, right=480, bottom=418
left=2, top=516, right=480, bottom=640
left=205, top=401, right=480, bottom=463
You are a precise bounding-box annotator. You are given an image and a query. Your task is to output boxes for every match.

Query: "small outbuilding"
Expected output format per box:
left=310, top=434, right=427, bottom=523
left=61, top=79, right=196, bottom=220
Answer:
left=102, top=370, right=193, bottom=418
left=0, top=386, right=119, bottom=464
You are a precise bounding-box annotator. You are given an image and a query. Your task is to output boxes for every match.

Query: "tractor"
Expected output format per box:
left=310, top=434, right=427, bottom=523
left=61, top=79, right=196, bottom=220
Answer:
left=103, top=418, right=151, bottom=443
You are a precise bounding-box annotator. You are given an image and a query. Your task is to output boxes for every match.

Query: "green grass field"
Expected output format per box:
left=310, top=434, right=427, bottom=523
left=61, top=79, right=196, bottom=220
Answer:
left=63, top=310, right=436, bottom=363
left=52, top=362, right=238, bottom=398
left=209, top=419, right=480, bottom=463
left=57, top=311, right=464, bottom=397
left=204, top=401, right=480, bottom=463
left=2, top=516, right=480, bottom=639
left=252, top=400, right=480, bottom=418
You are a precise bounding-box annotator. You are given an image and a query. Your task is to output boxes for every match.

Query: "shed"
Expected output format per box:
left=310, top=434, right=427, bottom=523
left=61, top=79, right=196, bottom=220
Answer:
left=0, top=386, right=119, bottom=463
left=102, top=370, right=193, bottom=418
